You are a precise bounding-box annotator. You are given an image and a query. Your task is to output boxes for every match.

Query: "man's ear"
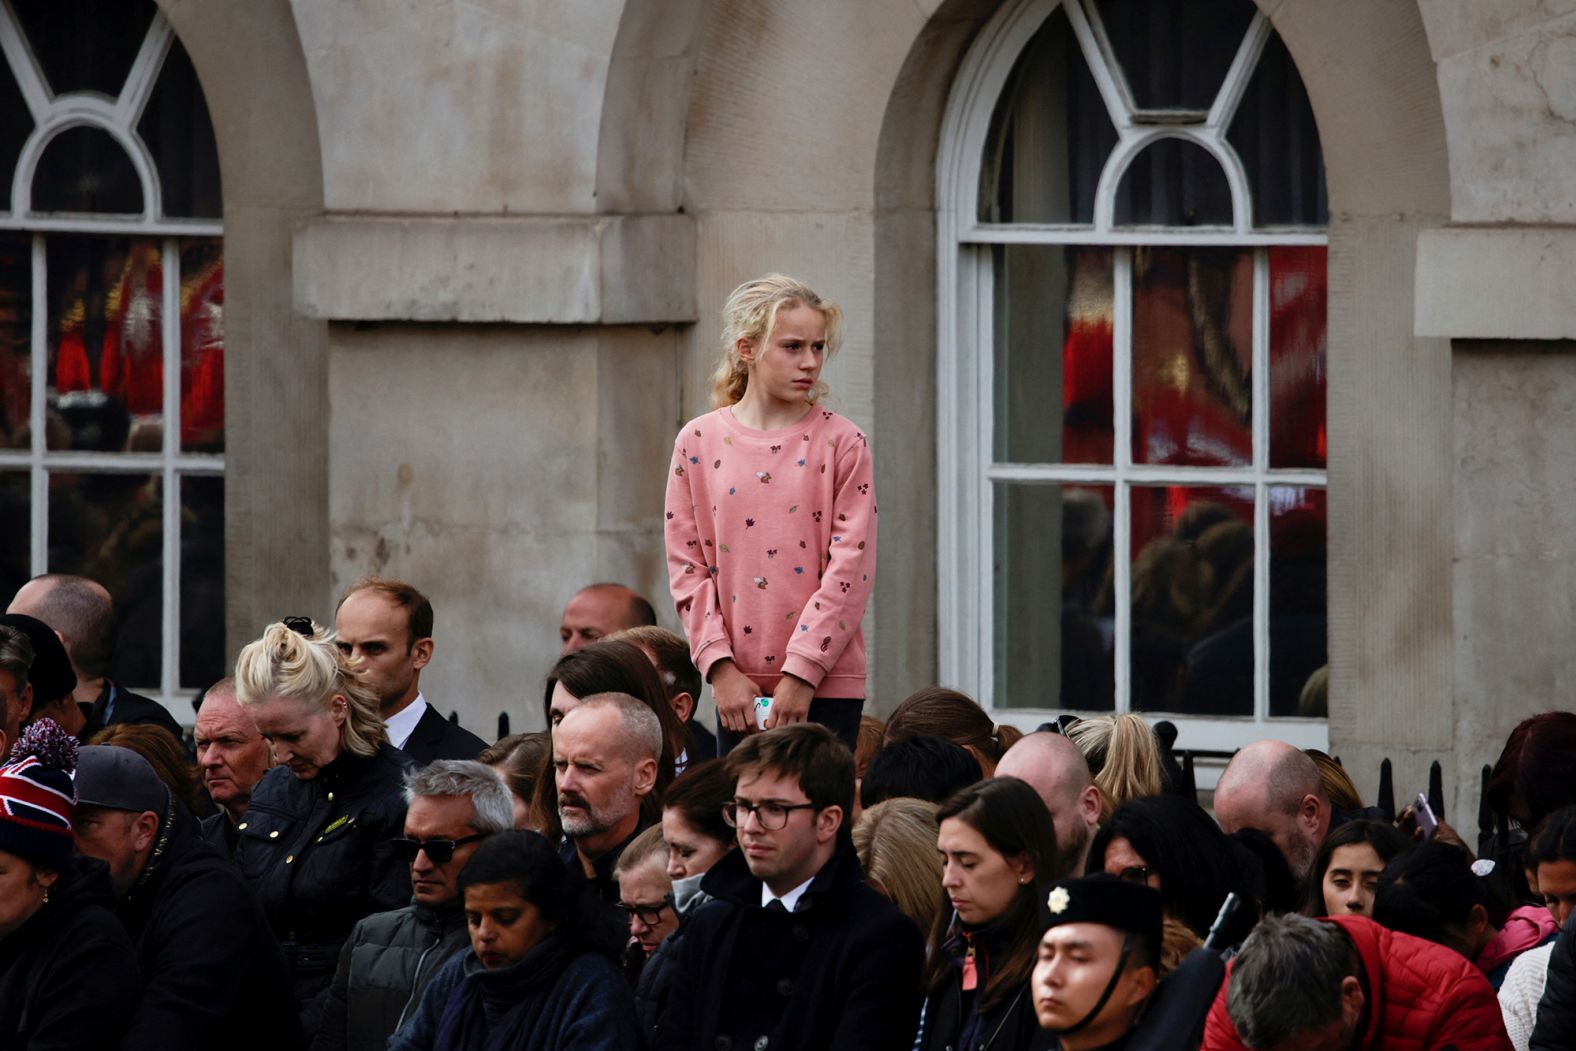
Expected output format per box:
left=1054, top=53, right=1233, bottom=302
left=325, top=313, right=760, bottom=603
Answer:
left=19, top=682, right=32, bottom=718
left=410, top=637, right=434, bottom=672
left=1300, top=793, right=1323, bottom=830
left=670, top=690, right=695, bottom=725
left=1124, top=964, right=1157, bottom=1007
left=1081, top=784, right=1103, bottom=827
left=633, top=756, right=659, bottom=798
left=816, top=804, right=844, bottom=844
left=1339, top=973, right=1364, bottom=1029
left=133, top=811, right=160, bottom=852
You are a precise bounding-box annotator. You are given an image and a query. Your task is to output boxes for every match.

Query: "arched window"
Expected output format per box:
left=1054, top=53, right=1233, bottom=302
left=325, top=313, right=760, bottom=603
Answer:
left=938, top=0, right=1327, bottom=750
left=0, top=0, right=223, bottom=711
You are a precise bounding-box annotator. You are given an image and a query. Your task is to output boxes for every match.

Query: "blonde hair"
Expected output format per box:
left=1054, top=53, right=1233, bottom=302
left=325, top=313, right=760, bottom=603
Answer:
left=234, top=621, right=387, bottom=758
left=1065, top=714, right=1165, bottom=821
left=1305, top=749, right=1362, bottom=812
left=613, top=823, right=670, bottom=879
left=852, top=797, right=943, bottom=935
left=710, top=273, right=844, bottom=408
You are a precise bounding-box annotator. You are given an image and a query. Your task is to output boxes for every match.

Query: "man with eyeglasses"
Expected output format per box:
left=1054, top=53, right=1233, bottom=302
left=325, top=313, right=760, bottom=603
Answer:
left=314, top=760, right=512, bottom=1051
left=654, top=723, right=924, bottom=1051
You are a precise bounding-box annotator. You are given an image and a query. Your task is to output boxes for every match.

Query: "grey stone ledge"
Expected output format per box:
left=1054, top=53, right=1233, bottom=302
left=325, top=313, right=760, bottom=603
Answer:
left=1416, top=226, right=1576, bottom=340
left=293, top=213, right=697, bottom=325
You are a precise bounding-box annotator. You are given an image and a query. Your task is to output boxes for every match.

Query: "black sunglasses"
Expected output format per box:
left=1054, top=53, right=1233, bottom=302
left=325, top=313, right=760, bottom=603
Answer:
left=390, top=833, right=488, bottom=864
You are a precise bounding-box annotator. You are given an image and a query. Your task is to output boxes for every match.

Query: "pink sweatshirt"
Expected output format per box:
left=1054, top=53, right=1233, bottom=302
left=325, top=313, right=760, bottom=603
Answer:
left=664, top=405, right=877, bottom=698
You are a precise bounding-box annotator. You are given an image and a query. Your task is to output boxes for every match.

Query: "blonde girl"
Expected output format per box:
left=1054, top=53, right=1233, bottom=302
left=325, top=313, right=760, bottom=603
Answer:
left=664, top=274, right=876, bottom=751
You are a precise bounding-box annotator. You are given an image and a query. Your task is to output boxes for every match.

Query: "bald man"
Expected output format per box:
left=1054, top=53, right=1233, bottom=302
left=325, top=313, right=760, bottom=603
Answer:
left=1211, top=740, right=1332, bottom=881
left=995, top=731, right=1103, bottom=879
left=558, top=583, right=656, bottom=656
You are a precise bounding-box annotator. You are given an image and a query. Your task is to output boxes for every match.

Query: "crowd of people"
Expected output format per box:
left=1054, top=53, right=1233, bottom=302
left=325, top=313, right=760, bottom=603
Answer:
left=0, top=275, right=1573, bottom=1050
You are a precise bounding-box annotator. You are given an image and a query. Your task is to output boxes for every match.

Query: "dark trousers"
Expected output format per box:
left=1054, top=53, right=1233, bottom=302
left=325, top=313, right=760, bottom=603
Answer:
left=715, top=697, right=864, bottom=755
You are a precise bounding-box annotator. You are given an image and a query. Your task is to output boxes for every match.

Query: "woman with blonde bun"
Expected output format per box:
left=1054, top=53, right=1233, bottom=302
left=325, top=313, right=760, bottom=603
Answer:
left=232, top=618, right=414, bottom=1039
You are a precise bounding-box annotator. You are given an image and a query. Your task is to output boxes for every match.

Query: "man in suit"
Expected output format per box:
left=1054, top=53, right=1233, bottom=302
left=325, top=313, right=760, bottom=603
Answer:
left=9, top=573, right=182, bottom=743
left=334, top=576, right=485, bottom=764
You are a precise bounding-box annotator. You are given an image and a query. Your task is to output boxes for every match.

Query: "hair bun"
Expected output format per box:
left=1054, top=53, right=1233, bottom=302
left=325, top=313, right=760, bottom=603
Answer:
left=8, top=717, right=79, bottom=770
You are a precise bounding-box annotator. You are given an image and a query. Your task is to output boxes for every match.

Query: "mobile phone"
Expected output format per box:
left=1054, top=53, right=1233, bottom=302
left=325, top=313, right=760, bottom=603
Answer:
left=1414, top=792, right=1438, bottom=840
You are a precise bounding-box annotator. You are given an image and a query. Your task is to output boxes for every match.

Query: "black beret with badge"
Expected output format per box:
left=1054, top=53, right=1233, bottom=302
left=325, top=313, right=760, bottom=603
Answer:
left=1044, top=873, right=1163, bottom=946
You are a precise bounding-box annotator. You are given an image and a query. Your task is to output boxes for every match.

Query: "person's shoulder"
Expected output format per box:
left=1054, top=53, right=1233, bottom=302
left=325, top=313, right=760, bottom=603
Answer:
left=107, top=685, right=183, bottom=735
left=812, top=408, right=870, bottom=442
left=351, top=902, right=422, bottom=944
left=676, top=409, right=727, bottom=440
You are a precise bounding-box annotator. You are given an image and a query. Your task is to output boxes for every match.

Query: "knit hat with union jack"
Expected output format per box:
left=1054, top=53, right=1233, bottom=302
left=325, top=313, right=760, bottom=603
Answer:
left=0, top=718, right=78, bottom=870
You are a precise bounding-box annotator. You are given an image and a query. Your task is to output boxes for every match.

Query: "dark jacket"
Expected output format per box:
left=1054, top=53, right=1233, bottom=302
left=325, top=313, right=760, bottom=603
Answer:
left=654, top=838, right=924, bottom=1051
left=399, top=705, right=487, bottom=766
left=79, top=680, right=183, bottom=743
left=683, top=719, right=717, bottom=767
left=199, top=807, right=241, bottom=859
left=114, top=794, right=303, bottom=1051
left=389, top=935, right=640, bottom=1051
left=634, top=872, right=712, bottom=1046
left=917, top=922, right=1053, bottom=1051
left=237, top=743, right=415, bottom=1038
left=1532, top=924, right=1576, bottom=1049
left=0, top=858, right=141, bottom=1051
left=314, top=901, right=471, bottom=1051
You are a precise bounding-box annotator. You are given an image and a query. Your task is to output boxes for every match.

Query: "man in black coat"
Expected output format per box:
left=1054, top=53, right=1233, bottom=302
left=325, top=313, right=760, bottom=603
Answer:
left=335, top=576, right=485, bottom=764
left=71, top=744, right=304, bottom=1051
left=9, top=574, right=183, bottom=743
left=655, top=723, right=924, bottom=1051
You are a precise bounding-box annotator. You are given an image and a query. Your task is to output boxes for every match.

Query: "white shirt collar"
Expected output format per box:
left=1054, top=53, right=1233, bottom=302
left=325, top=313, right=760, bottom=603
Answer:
left=761, top=874, right=815, bottom=914
left=384, top=691, right=428, bottom=750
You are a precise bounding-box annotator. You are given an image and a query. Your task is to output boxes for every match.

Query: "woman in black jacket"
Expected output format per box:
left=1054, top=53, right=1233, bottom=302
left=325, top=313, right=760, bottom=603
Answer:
left=234, top=618, right=414, bottom=1038
left=0, top=720, right=142, bottom=1050
left=917, top=778, right=1059, bottom=1051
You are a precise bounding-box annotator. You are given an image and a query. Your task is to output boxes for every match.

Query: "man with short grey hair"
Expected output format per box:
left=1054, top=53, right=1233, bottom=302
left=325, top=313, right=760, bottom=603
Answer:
left=315, top=760, right=513, bottom=1051
left=1201, top=912, right=1509, bottom=1050
left=554, top=691, right=662, bottom=905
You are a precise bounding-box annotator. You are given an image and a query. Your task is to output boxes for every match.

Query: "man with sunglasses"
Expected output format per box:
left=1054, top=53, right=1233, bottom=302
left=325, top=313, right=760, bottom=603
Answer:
left=315, top=760, right=512, bottom=1051
left=655, top=723, right=924, bottom=1051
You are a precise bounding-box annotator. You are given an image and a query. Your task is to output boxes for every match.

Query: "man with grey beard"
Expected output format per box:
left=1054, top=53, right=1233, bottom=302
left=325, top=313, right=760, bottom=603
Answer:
left=553, top=692, right=662, bottom=905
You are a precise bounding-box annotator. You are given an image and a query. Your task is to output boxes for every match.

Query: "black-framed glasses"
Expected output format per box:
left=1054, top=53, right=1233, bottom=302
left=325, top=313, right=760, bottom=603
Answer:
left=390, top=833, right=488, bottom=864
left=616, top=893, right=674, bottom=926
left=283, top=615, right=315, bottom=638
left=1116, top=865, right=1155, bottom=885
left=722, top=799, right=818, bottom=831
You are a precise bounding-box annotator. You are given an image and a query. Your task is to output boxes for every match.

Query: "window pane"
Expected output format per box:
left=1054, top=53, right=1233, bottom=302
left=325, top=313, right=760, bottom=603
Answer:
left=0, top=61, right=33, bottom=205
left=1093, top=0, right=1258, bottom=112
left=1269, top=486, right=1326, bottom=717
left=979, top=5, right=1117, bottom=225
left=1270, top=246, right=1327, bottom=469
left=0, top=472, right=28, bottom=599
left=138, top=39, right=222, bottom=220
left=179, top=240, right=223, bottom=453
left=0, top=234, right=30, bottom=449
left=48, top=471, right=162, bottom=690
left=1227, top=32, right=1328, bottom=227
left=995, top=483, right=1114, bottom=711
left=46, top=237, right=164, bottom=452
left=180, top=474, right=223, bottom=689
left=10, top=0, right=157, bottom=97
left=994, top=245, right=1113, bottom=464
left=1130, top=485, right=1253, bottom=715
left=1114, top=138, right=1233, bottom=227
left=1131, top=247, right=1252, bottom=466
left=33, top=128, right=144, bottom=216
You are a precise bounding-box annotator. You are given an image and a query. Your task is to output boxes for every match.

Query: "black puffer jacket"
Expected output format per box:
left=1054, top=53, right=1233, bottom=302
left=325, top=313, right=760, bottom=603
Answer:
left=237, top=743, right=414, bottom=1038
left=654, top=838, right=924, bottom=1051
left=313, top=901, right=471, bottom=1051
left=116, top=794, right=303, bottom=1050
left=0, top=857, right=141, bottom=1050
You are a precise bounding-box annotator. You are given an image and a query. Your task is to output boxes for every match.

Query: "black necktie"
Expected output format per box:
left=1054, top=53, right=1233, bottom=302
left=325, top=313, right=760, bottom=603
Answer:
left=766, top=899, right=789, bottom=913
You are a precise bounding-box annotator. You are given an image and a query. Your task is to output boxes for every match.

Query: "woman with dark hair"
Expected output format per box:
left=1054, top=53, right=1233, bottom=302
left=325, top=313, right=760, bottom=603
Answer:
left=1302, top=819, right=1410, bottom=919
left=1372, top=839, right=1549, bottom=990
left=634, top=759, right=737, bottom=1046
left=884, top=686, right=1020, bottom=777
left=1483, top=712, right=1576, bottom=907
left=532, top=640, right=686, bottom=842
left=1508, top=805, right=1576, bottom=1048
left=391, top=830, right=638, bottom=1051
left=1087, top=794, right=1253, bottom=947
left=916, top=778, right=1058, bottom=1051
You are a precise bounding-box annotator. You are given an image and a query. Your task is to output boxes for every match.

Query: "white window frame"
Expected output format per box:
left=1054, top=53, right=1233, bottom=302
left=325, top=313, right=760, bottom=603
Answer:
left=937, top=0, right=1328, bottom=754
left=0, top=3, right=223, bottom=715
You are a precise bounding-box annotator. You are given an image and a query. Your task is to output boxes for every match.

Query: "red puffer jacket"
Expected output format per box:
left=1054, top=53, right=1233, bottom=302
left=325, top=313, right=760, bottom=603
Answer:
left=1201, top=915, right=1512, bottom=1050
